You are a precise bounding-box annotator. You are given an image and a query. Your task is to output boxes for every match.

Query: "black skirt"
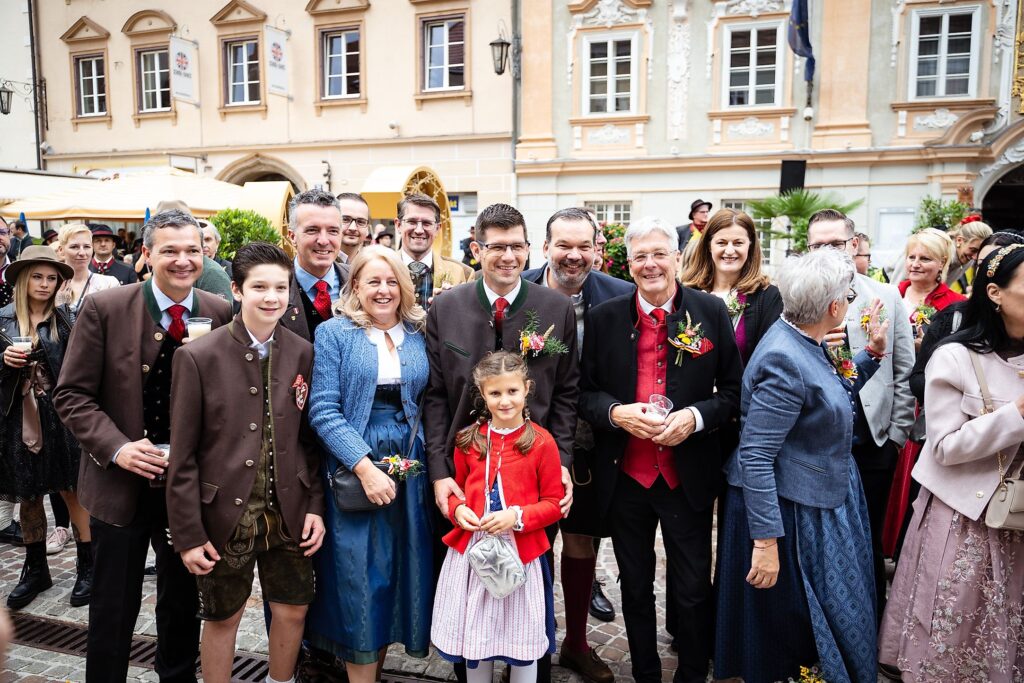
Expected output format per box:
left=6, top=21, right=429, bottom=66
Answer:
left=0, top=389, right=81, bottom=502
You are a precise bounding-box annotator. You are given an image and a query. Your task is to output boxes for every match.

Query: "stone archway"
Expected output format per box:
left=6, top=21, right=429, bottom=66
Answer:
left=981, top=164, right=1024, bottom=231
left=217, top=153, right=307, bottom=193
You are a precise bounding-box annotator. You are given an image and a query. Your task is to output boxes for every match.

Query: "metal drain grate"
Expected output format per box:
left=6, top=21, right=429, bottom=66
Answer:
left=11, top=612, right=270, bottom=682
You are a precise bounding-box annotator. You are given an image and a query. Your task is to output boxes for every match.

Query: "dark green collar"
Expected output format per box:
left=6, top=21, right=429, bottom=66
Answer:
left=143, top=279, right=199, bottom=326
left=475, top=277, right=529, bottom=316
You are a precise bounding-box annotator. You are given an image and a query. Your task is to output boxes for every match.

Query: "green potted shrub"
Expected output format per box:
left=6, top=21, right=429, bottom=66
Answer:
left=209, top=208, right=281, bottom=260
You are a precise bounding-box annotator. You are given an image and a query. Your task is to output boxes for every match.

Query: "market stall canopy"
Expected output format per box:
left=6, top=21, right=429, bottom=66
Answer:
left=0, top=168, right=98, bottom=205
left=0, top=167, right=292, bottom=229
left=361, top=165, right=452, bottom=255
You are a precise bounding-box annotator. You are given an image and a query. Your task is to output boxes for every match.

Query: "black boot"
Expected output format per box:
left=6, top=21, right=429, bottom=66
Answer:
left=70, top=541, right=92, bottom=607
left=7, top=541, right=52, bottom=609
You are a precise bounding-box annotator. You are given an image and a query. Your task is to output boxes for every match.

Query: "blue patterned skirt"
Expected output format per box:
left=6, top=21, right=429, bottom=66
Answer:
left=307, top=387, right=433, bottom=664
left=714, top=462, right=877, bottom=683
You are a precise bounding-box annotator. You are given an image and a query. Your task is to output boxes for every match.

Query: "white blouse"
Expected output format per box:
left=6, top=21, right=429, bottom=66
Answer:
left=365, top=323, right=406, bottom=385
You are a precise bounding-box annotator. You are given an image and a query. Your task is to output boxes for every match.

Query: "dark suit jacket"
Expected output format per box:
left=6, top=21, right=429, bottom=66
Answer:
left=578, top=286, right=742, bottom=513
left=739, top=284, right=784, bottom=362
left=167, top=318, right=324, bottom=553
left=53, top=282, right=232, bottom=526
left=90, top=259, right=138, bottom=286
left=521, top=266, right=635, bottom=314
left=423, top=278, right=579, bottom=480
left=279, top=263, right=350, bottom=341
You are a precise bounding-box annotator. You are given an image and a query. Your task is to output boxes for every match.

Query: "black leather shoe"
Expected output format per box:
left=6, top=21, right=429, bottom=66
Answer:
left=70, top=542, right=92, bottom=607
left=589, top=578, right=615, bottom=622
left=0, top=520, right=24, bottom=546
left=7, top=542, right=52, bottom=609
left=879, top=663, right=902, bottom=681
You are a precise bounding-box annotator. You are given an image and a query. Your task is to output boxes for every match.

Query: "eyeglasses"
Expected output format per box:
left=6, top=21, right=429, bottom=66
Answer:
left=807, top=237, right=854, bottom=251
left=477, top=241, right=530, bottom=255
left=341, top=215, right=369, bottom=229
left=629, top=251, right=676, bottom=264
left=401, top=218, right=437, bottom=230
left=855, top=252, right=871, bottom=259
left=844, top=290, right=857, bottom=304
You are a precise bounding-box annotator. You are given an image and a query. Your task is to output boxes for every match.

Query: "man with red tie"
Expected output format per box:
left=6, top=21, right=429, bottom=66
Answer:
left=579, top=217, right=741, bottom=683
left=280, top=189, right=351, bottom=341
left=0, top=217, right=13, bottom=308
left=54, top=209, right=232, bottom=682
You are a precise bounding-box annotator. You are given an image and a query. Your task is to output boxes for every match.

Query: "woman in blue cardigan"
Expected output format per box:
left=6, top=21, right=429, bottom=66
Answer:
left=714, top=248, right=887, bottom=683
left=307, top=246, right=432, bottom=682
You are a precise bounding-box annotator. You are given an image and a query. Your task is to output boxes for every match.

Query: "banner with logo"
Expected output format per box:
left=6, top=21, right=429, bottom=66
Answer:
left=265, top=26, right=289, bottom=97
left=169, top=36, right=198, bottom=103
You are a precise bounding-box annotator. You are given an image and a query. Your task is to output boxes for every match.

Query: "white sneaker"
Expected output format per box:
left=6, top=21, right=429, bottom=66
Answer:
left=46, top=526, right=72, bottom=555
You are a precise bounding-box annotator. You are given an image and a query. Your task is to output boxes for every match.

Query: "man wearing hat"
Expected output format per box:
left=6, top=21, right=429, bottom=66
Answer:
left=0, top=218, right=13, bottom=309
left=55, top=208, right=233, bottom=682
left=676, top=199, right=712, bottom=253
left=88, top=224, right=138, bottom=286
left=42, top=229, right=59, bottom=247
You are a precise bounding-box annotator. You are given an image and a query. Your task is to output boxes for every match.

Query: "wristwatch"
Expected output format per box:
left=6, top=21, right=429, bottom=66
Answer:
left=510, top=505, right=524, bottom=532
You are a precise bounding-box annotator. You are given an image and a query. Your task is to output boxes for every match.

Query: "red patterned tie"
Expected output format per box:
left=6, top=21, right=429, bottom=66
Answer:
left=651, top=308, right=666, bottom=326
left=167, top=304, right=187, bottom=343
left=494, top=297, right=509, bottom=336
left=313, top=280, right=332, bottom=320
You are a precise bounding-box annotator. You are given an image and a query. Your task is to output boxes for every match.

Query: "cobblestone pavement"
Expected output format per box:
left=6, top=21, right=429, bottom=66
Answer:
left=0, top=521, right=684, bottom=682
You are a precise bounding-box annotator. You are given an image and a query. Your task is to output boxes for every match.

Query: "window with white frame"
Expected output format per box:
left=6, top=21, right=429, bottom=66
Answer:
left=585, top=201, right=632, bottom=225
left=723, top=23, right=784, bottom=107
left=225, top=39, right=260, bottom=105
left=323, top=29, right=360, bottom=98
left=583, top=33, right=638, bottom=115
left=423, top=16, right=465, bottom=91
left=138, top=49, right=170, bottom=112
left=721, top=200, right=775, bottom=265
left=909, top=7, right=979, bottom=99
left=75, top=55, right=107, bottom=117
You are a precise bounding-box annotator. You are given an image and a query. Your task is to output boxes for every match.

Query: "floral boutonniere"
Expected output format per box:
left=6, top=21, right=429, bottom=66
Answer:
left=911, top=304, right=937, bottom=330
left=667, top=312, right=714, bottom=366
left=380, top=455, right=424, bottom=481
left=859, top=302, right=887, bottom=333
left=433, top=269, right=453, bottom=289
left=725, top=291, right=749, bottom=319
left=518, top=310, right=569, bottom=358
left=828, top=345, right=859, bottom=382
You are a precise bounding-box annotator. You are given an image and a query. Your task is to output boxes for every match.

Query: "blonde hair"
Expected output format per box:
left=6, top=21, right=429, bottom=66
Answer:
left=337, top=245, right=426, bottom=331
left=454, top=351, right=537, bottom=459
left=13, top=265, right=63, bottom=342
left=905, top=228, right=956, bottom=282
left=951, top=220, right=993, bottom=243
left=56, top=222, right=93, bottom=262
left=681, top=208, right=771, bottom=294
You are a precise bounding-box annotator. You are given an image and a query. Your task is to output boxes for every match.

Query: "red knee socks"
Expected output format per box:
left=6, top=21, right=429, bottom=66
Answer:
left=561, top=555, right=597, bottom=654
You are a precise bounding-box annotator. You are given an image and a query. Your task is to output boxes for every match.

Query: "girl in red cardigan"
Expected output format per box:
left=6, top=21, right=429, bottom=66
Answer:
left=431, top=351, right=563, bottom=683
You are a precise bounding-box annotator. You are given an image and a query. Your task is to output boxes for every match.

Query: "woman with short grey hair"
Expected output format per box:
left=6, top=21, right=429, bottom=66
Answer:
left=714, top=248, right=888, bottom=683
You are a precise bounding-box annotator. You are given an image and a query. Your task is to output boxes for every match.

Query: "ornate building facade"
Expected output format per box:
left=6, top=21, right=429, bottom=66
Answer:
left=515, top=0, right=1024, bottom=266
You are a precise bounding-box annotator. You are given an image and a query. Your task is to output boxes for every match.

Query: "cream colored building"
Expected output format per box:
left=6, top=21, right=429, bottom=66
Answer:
left=0, top=0, right=42, bottom=170
left=515, top=0, right=1024, bottom=268
left=34, top=0, right=515, bottom=249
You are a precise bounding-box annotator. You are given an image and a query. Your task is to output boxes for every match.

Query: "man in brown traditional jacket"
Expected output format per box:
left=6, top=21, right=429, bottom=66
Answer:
left=54, top=209, right=232, bottom=683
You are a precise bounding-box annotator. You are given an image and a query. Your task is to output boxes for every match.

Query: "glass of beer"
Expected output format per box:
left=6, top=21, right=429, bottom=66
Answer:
left=186, top=317, right=212, bottom=340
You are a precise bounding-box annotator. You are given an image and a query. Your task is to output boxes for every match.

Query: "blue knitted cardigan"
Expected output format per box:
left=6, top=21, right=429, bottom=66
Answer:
left=309, top=316, right=428, bottom=471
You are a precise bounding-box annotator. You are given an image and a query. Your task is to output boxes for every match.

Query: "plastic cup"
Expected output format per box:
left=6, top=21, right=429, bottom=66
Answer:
left=10, top=337, right=32, bottom=353
left=150, top=444, right=170, bottom=488
left=648, top=393, right=673, bottom=421
left=187, top=317, right=212, bottom=339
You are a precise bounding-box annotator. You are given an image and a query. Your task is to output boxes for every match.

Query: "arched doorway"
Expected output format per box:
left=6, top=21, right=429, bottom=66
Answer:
left=981, top=164, right=1024, bottom=231
left=217, top=154, right=306, bottom=193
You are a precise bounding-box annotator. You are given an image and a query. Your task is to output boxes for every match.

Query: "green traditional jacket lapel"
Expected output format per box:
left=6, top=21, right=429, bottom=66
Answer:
left=143, top=279, right=201, bottom=328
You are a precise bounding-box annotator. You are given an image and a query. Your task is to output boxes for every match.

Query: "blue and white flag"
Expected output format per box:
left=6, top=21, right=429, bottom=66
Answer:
left=788, top=0, right=815, bottom=82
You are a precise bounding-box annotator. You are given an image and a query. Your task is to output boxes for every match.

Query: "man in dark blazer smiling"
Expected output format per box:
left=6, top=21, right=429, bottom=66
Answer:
left=579, top=216, right=741, bottom=683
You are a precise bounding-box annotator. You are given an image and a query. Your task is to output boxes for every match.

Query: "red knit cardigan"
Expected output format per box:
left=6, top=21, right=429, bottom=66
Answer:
left=897, top=280, right=967, bottom=312
left=444, top=422, right=563, bottom=564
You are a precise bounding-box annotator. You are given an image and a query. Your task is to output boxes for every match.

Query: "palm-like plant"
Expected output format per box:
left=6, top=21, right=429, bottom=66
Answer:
left=748, top=189, right=864, bottom=253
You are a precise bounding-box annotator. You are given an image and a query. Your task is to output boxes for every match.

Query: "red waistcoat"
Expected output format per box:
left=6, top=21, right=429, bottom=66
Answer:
left=621, top=299, right=679, bottom=489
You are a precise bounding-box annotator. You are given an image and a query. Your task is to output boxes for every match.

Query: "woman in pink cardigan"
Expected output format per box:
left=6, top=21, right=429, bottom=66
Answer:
left=879, top=243, right=1024, bottom=682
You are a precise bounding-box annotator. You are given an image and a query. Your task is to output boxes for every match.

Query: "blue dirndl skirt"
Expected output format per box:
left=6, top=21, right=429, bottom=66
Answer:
left=306, top=386, right=434, bottom=664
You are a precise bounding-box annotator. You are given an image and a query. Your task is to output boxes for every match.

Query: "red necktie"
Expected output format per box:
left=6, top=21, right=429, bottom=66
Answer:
left=92, top=259, right=109, bottom=275
left=313, top=280, right=333, bottom=320
left=167, top=304, right=187, bottom=343
left=494, top=297, right=509, bottom=336
left=651, top=308, right=666, bottom=326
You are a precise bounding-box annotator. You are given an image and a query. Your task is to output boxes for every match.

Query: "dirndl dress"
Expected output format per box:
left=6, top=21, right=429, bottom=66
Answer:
left=431, top=476, right=556, bottom=667
left=714, top=460, right=878, bottom=683
left=306, top=385, right=433, bottom=664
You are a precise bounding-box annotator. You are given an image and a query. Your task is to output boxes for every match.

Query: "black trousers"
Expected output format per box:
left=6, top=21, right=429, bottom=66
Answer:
left=853, top=440, right=898, bottom=621
left=87, top=488, right=200, bottom=683
left=611, top=474, right=712, bottom=683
